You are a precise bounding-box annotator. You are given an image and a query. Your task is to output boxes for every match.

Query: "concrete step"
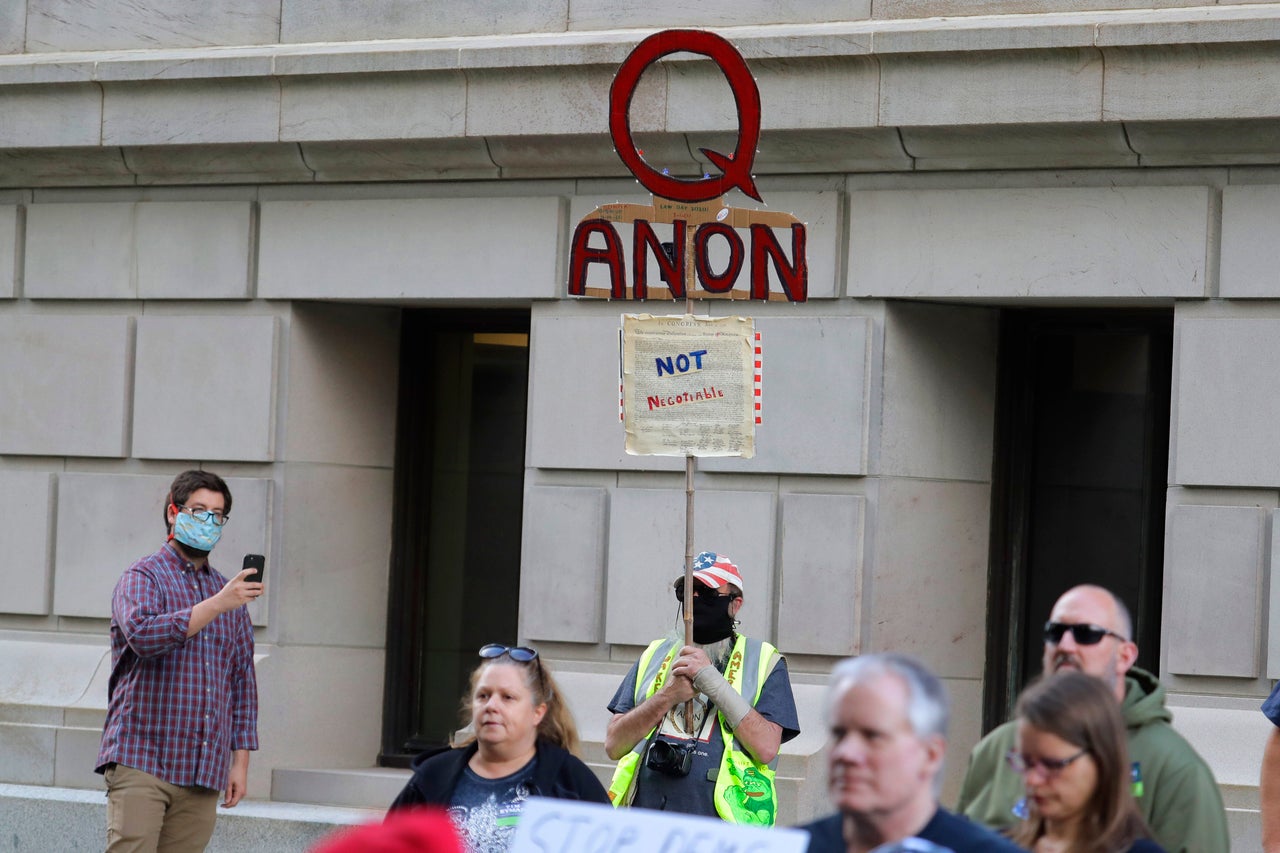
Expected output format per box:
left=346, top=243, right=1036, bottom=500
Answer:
left=271, top=767, right=411, bottom=811
left=0, top=782, right=381, bottom=853
left=268, top=758, right=614, bottom=813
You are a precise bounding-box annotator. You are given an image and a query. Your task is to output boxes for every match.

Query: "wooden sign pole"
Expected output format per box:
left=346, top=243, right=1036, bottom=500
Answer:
left=683, top=248, right=697, bottom=733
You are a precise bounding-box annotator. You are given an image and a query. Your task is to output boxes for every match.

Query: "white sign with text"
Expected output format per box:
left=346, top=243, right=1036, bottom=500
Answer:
left=510, top=797, right=809, bottom=853
left=620, top=313, right=758, bottom=458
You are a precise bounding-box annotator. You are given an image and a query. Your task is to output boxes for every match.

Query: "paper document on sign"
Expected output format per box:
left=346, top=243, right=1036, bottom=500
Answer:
left=621, top=313, right=755, bottom=458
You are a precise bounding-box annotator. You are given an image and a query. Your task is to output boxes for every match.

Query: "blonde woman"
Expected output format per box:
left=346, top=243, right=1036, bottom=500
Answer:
left=389, top=644, right=608, bottom=852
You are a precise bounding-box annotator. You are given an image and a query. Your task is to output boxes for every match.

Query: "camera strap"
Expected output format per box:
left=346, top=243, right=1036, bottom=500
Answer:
left=688, top=695, right=714, bottom=741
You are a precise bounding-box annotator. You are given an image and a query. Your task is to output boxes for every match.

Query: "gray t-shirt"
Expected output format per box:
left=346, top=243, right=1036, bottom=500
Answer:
left=447, top=759, right=537, bottom=853
left=606, top=647, right=800, bottom=818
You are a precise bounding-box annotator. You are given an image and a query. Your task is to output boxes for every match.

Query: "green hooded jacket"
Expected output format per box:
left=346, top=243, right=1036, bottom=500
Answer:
left=955, top=666, right=1229, bottom=853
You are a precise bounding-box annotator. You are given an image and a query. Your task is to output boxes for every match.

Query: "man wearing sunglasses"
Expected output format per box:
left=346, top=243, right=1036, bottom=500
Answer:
left=604, top=551, right=800, bottom=824
left=956, top=585, right=1228, bottom=853
left=96, top=470, right=263, bottom=853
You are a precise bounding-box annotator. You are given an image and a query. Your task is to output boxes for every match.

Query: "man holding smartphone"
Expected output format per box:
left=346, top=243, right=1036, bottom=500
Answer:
left=96, top=470, right=263, bottom=852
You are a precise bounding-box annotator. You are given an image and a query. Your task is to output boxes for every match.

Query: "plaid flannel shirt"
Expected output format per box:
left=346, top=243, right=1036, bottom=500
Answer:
left=96, top=543, right=259, bottom=790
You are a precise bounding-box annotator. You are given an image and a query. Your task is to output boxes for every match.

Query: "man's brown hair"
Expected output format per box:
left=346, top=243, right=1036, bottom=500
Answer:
left=163, top=470, right=233, bottom=533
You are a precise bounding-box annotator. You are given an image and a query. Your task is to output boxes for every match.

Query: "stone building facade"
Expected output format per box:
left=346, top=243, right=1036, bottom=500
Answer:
left=0, top=1, right=1275, bottom=849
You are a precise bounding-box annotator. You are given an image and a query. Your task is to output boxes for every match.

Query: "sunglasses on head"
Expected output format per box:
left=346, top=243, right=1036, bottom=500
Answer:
left=1043, top=621, right=1127, bottom=646
left=478, top=643, right=538, bottom=662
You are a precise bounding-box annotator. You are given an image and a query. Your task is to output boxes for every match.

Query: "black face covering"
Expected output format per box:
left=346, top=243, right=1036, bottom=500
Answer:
left=171, top=539, right=211, bottom=560
left=692, top=593, right=736, bottom=644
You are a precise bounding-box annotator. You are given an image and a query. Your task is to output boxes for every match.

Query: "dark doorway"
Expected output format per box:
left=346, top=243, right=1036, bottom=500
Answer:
left=984, top=310, right=1172, bottom=731
left=381, top=310, right=530, bottom=764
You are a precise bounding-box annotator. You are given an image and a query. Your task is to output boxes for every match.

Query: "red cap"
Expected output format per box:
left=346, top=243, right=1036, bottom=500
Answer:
left=310, top=809, right=463, bottom=853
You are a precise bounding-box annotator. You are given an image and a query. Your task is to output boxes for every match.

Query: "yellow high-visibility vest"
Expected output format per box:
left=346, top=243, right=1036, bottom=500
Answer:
left=606, top=634, right=780, bottom=825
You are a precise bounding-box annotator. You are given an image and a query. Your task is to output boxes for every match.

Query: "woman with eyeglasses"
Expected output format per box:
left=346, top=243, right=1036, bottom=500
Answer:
left=1007, top=671, right=1164, bottom=853
left=388, top=644, right=609, bottom=852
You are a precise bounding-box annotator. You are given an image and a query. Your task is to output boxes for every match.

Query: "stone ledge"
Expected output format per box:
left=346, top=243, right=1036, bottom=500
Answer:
left=0, top=639, right=107, bottom=707
left=0, top=782, right=380, bottom=852
left=1, top=7, right=1280, bottom=85
left=1225, top=805, right=1261, bottom=852
left=4, top=8, right=1280, bottom=184
left=6, top=119, right=1280, bottom=188
left=268, top=737, right=828, bottom=814
left=272, top=767, right=409, bottom=811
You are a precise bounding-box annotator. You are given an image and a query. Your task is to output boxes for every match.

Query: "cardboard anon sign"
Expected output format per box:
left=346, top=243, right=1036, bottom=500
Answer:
left=567, top=29, right=809, bottom=303
left=567, top=30, right=797, bottom=458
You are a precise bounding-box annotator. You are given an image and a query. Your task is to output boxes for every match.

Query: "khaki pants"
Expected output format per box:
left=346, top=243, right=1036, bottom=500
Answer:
left=105, top=764, right=219, bottom=853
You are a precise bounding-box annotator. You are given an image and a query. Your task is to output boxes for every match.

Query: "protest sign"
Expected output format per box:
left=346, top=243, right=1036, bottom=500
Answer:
left=566, top=29, right=809, bottom=304
left=621, top=313, right=759, bottom=457
left=509, top=797, right=809, bottom=853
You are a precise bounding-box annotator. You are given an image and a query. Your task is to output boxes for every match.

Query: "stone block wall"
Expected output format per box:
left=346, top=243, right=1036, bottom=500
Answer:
left=0, top=188, right=402, bottom=801
left=4, top=3, right=1280, bottom=848
left=1160, top=316, right=1280, bottom=848
left=0, top=175, right=1005, bottom=819
left=3, top=167, right=1275, bottom=827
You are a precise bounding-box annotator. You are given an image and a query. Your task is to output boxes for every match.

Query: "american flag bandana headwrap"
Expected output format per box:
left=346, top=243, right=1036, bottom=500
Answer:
left=691, top=551, right=744, bottom=593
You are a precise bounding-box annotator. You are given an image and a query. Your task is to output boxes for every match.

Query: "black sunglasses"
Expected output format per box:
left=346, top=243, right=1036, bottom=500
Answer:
left=478, top=643, right=538, bottom=662
left=1043, top=621, right=1127, bottom=646
left=673, top=579, right=740, bottom=604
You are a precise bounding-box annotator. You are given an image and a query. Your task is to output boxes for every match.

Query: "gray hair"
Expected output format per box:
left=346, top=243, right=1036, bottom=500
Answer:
left=826, top=652, right=950, bottom=740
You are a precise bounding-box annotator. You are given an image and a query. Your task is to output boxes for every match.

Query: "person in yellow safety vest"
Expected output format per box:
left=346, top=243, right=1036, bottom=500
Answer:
left=604, top=551, right=800, bottom=824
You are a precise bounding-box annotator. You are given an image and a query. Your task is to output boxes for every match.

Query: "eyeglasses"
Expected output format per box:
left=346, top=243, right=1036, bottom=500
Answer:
left=1005, top=748, right=1089, bottom=776
left=478, top=643, right=538, bottom=663
left=1043, top=621, right=1127, bottom=646
left=179, top=505, right=229, bottom=527
left=673, top=579, right=740, bottom=604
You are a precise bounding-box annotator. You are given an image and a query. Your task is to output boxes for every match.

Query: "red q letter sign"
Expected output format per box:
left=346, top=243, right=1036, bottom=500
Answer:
left=609, top=29, right=762, bottom=204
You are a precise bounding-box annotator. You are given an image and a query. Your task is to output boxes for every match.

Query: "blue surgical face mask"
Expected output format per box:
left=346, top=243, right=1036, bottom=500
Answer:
left=172, top=508, right=222, bottom=553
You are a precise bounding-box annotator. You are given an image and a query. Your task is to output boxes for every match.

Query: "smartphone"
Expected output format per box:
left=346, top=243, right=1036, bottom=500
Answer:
left=243, top=553, right=266, bottom=584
